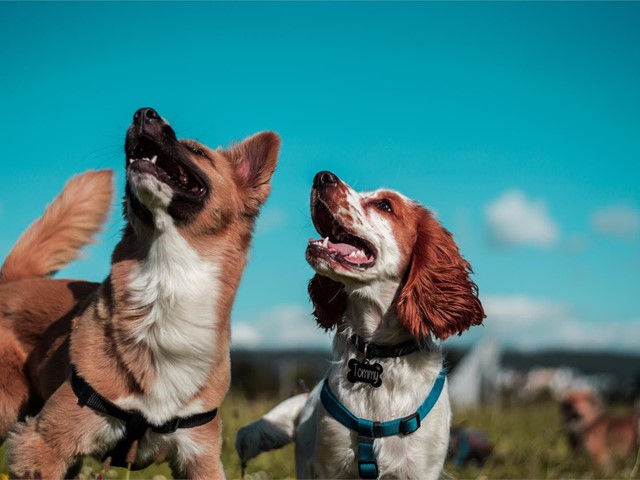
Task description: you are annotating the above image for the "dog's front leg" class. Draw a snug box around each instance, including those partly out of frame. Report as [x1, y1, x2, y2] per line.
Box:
[170, 415, 225, 480]
[8, 380, 120, 479]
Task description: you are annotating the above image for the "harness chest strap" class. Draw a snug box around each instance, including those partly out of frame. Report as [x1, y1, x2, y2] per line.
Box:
[70, 365, 218, 468]
[320, 368, 447, 479]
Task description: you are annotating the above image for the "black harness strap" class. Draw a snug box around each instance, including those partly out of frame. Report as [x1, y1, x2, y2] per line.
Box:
[71, 365, 218, 468]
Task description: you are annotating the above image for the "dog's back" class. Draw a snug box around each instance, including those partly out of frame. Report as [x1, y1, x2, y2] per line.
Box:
[583, 413, 640, 468]
[0, 170, 113, 439]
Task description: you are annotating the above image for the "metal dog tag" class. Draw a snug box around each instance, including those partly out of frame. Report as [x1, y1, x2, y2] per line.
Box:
[347, 358, 383, 388]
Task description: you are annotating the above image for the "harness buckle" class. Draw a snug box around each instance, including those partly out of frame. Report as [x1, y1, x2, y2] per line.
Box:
[165, 417, 181, 434]
[399, 412, 420, 435]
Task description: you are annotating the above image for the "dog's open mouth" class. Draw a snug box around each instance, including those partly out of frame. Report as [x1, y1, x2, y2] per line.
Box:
[307, 201, 376, 269]
[127, 141, 206, 197]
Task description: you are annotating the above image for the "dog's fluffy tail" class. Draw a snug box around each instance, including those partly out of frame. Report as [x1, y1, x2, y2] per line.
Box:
[236, 393, 309, 465]
[0, 170, 114, 283]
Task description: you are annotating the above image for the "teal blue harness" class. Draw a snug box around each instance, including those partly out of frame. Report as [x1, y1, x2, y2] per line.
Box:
[320, 368, 447, 479]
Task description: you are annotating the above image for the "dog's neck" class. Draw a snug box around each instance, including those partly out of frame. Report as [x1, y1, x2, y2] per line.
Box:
[96, 215, 252, 415]
[111, 217, 250, 325]
[328, 281, 442, 423]
[338, 278, 413, 345]
[574, 407, 603, 431]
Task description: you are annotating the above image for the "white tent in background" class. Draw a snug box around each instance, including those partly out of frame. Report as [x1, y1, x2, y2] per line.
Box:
[448, 339, 501, 409]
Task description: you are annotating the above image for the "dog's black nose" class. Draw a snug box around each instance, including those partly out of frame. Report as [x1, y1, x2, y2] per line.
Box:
[313, 171, 338, 189]
[129, 107, 175, 142]
[133, 107, 161, 125]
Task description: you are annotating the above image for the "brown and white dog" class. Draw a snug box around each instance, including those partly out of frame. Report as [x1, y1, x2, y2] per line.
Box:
[236, 171, 484, 479]
[1, 108, 279, 479]
[561, 389, 640, 471]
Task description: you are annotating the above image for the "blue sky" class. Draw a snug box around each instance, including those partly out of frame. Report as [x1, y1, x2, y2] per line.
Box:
[1, 2, 638, 352]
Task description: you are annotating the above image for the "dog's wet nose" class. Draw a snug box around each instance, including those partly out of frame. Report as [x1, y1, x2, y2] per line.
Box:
[314, 171, 338, 189]
[133, 107, 161, 125]
[129, 107, 176, 144]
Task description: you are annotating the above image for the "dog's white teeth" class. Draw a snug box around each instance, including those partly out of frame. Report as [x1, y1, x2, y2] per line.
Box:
[128, 158, 134, 164]
[151, 155, 157, 164]
[322, 237, 329, 248]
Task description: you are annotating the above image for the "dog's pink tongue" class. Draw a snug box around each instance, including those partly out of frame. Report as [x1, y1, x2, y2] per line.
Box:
[329, 241, 370, 264]
[328, 240, 357, 255]
[308, 237, 370, 264]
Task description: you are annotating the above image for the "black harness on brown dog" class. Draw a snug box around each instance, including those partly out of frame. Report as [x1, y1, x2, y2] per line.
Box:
[70, 365, 218, 468]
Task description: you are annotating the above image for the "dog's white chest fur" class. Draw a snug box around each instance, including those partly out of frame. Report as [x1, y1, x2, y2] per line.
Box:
[117, 212, 220, 424]
[299, 348, 452, 479]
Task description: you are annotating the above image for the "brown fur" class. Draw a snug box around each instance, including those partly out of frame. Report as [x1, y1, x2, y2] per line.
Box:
[394, 207, 485, 340]
[0, 171, 112, 441]
[1, 116, 279, 479]
[0, 170, 113, 283]
[561, 390, 640, 471]
[307, 273, 348, 331]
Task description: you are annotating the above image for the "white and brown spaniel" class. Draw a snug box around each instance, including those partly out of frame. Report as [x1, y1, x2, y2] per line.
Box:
[237, 171, 484, 479]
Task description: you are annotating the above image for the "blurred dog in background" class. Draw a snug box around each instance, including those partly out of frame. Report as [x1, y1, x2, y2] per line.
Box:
[560, 389, 639, 471]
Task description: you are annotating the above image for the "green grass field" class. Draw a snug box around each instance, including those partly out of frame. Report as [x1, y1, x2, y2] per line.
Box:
[1, 394, 638, 479]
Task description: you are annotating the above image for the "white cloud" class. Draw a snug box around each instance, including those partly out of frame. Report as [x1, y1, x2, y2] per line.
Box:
[232, 304, 331, 350]
[232, 324, 262, 349]
[234, 299, 640, 353]
[485, 190, 559, 248]
[448, 295, 640, 352]
[591, 204, 640, 239]
[482, 296, 568, 327]
[255, 207, 286, 235]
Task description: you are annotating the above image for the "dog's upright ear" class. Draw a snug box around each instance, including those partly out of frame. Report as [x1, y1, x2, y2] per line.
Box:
[395, 208, 485, 340]
[308, 274, 347, 330]
[228, 131, 280, 215]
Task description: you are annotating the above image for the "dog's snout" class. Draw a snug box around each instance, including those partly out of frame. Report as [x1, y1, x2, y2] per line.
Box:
[133, 107, 161, 125]
[313, 171, 338, 189]
[128, 107, 176, 146]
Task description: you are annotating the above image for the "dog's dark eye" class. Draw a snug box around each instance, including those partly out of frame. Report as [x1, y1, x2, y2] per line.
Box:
[375, 199, 392, 213]
[188, 146, 207, 158]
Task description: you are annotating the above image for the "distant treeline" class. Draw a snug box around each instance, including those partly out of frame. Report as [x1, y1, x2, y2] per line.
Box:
[230, 347, 640, 400]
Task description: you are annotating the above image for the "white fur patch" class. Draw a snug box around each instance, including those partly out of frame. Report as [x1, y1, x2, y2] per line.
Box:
[117, 208, 220, 425]
[127, 170, 174, 213]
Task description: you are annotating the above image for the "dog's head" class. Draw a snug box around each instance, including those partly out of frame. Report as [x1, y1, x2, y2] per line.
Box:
[560, 390, 602, 426]
[124, 108, 279, 237]
[306, 171, 484, 340]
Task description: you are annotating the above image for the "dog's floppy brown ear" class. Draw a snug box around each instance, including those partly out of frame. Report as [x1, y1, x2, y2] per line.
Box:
[308, 274, 347, 330]
[395, 208, 485, 340]
[227, 131, 280, 215]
